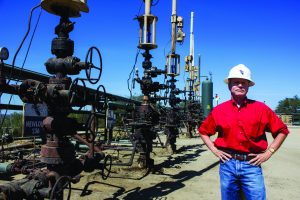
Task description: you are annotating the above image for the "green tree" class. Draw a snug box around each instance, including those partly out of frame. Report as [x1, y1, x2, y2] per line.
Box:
[0, 112, 23, 137]
[275, 95, 300, 114]
[131, 94, 144, 101]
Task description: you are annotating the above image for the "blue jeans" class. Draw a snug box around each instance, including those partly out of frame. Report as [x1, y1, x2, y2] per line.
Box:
[219, 159, 266, 200]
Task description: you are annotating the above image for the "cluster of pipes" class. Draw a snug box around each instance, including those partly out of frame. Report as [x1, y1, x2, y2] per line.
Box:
[0, 0, 214, 199]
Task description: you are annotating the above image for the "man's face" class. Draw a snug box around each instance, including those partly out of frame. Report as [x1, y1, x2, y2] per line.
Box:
[229, 78, 250, 98]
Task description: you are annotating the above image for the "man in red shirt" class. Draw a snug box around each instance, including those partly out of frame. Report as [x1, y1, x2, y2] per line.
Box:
[198, 64, 289, 200]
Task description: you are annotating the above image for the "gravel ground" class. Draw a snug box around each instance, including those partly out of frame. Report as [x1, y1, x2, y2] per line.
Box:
[68, 126, 300, 199]
[1, 126, 299, 199]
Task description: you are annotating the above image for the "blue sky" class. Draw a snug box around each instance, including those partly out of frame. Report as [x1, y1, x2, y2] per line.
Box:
[0, 0, 299, 110]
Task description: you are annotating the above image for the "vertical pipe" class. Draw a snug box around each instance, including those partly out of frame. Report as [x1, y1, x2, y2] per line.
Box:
[198, 54, 201, 98]
[198, 54, 201, 81]
[145, 0, 151, 15]
[171, 0, 177, 54]
[91, 105, 96, 156]
[190, 12, 194, 66]
[172, 0, 177, 15]
[143, 0, 151, 44]
[143, 15, 148, 44]
[178, 55, 180, 75]
[139, 26, 142, 44]
[153, 18, 156, 44]
[189, 12, 195, 94]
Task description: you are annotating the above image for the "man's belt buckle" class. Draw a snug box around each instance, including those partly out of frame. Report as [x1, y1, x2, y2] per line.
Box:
[233, 154, 248, 161]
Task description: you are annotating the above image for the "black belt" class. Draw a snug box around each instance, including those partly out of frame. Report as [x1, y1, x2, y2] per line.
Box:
[222, 149, 255, 161]
[230, 153, 255, 161]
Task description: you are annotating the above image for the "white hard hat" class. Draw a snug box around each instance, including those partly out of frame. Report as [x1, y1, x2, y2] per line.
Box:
[224, 64, 255, 86]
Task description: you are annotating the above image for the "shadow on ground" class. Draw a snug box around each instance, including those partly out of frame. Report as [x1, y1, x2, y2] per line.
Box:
[79, 143, 218, 199]
[108, 161, 219, 200]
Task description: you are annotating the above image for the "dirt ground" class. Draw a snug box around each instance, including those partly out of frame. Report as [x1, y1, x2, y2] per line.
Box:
[1, 126, 299, 199]
[67, 126, 300, 200]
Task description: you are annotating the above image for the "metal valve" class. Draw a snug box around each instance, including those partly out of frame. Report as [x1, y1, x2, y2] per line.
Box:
[0, 47, 9, 61]
[136, 0, 158, 50]
[176, 16, 185, 43]
[0, 47, 9, 85]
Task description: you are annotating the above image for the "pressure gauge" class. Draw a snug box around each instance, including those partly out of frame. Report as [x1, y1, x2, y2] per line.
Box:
[0, 47, 9, 60]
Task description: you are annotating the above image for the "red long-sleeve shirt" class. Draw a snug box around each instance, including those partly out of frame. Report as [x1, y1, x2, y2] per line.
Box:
[198, 98, 289, 153]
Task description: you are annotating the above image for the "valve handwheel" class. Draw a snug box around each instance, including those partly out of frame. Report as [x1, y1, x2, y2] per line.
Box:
[96, 84, 107, 112]
[69, 78, 87, 110]
[50, 176, 71, 200]
[85, 113, 97, 143]
[85, 46, 102, 84]
[101, 155, 112, 180]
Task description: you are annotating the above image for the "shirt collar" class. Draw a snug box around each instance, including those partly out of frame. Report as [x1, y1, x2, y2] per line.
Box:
[230, 97, 249, 107]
